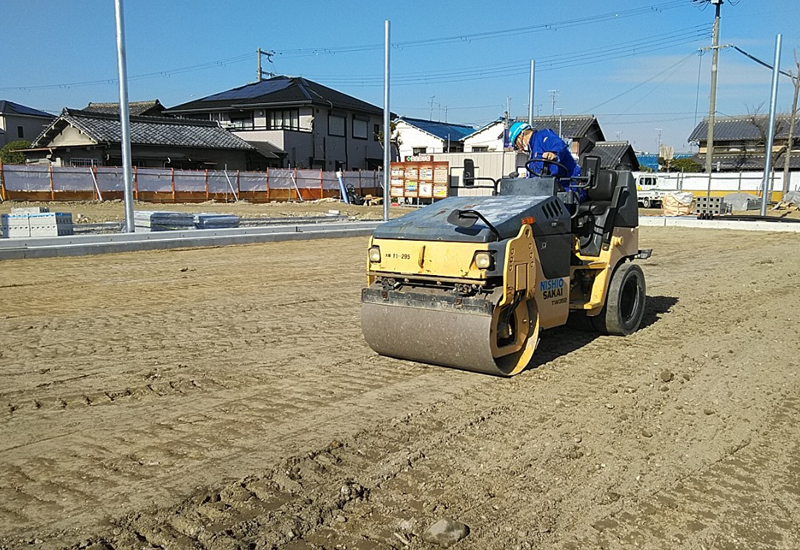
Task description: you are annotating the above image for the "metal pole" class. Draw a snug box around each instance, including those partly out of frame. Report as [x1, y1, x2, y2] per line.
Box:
[383, 20, 390, 222]
[257, 48, 262, 82]
[528, 60, 535, 125]
[114, 0, 135, 233]
[705, 1, 722, 199]
[760, 34, 782, 216]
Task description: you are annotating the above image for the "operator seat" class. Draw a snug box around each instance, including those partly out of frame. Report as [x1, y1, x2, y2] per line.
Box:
[573, 168, 638, 256]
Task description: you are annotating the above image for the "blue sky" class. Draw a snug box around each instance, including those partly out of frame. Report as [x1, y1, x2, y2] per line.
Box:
[3, 0, 799, 153]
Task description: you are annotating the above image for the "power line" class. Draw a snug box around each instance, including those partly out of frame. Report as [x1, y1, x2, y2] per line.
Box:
[0, 53, 252, 92]
[582, 51, 699, 113]
[273, 0, 687, 58]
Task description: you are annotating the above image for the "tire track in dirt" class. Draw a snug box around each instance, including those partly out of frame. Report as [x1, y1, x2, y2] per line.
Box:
[1, 229, 798, 550]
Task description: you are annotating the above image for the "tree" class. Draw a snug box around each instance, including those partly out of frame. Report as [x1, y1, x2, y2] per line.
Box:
[782, 50, 800, 195]
[670, 157, 703, 173]
[0, 140, 31, 164]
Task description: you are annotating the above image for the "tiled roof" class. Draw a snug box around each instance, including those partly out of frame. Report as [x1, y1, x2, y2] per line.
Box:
[696, 151, 800, 171]
[165, 76, 384, 116]
[465, 115, 602, 141]
[83, 100, 165, 116]
[688, 116, 795, 142]
[33, 109, 254, 150]
[584, 141, 639, 170]
[398, 117, 475, 142]
[0, 100, 54, 118]
[522, 115, 601, 140]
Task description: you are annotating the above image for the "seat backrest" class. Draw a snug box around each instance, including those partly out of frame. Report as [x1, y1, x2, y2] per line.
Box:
[588, 170, 617, 202]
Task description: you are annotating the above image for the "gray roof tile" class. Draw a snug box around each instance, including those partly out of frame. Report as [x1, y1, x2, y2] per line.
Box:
[33, 109, 254, 150]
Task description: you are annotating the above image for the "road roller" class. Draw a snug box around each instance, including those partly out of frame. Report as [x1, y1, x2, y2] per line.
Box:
[361, 156, 651, 376]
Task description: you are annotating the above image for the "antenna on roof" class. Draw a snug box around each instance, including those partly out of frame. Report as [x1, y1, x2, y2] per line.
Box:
[257, 49, 277, 81]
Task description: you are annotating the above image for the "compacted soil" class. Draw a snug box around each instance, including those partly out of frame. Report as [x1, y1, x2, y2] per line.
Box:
[0, 226, 798, 550]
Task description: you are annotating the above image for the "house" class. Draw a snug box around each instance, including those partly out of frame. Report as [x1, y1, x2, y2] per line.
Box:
[82, 99, 166, 117]
[24, 108, 263, 170]
[164, 76, 387, 170]
[463, 115, 605, 157]
[688, 115, 800, 171]
[583, 141, 639, 170]
[0, 100, 55, 147]
[393, 117, 475, 159]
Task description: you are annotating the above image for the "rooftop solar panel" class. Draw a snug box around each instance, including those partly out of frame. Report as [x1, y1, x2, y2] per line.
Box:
[202, 79, 292, 102]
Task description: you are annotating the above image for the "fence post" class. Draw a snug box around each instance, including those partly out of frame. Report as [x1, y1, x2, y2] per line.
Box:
[320, 168, 324, 200]
[92, 165, 98, 201]
[0, 161, 5, 201]
[171, 168, 176, 202]
[294, 166, 299, 201]
[49, 164, 55, 201]
[205, 169, 209, 201]
[265, 168, 270, 203]
[236, 170, 241, 200]
[134, 166, 139, 201]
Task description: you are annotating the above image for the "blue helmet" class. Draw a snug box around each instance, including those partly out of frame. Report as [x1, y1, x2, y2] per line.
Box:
[508, 122, 531, 149]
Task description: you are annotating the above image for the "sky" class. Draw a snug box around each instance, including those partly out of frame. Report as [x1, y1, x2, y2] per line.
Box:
[2, 0, 799, 153]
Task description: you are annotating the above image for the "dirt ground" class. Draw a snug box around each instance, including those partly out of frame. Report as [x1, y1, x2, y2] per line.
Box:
[0, 200, 409, 224]
[1, 224, 799, 550]
[1, 199, 799, 224]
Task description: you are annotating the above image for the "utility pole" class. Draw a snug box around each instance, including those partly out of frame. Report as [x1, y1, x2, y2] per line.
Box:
[528, 60, 535, 125]
[548, 90, 559, 115]
[705, 0, 723, 197]
[257, 49, 276, 81]
[429, 96, 436, 120]
[257, 48, 262, 82]
[760, 34, 782, 216]
[557, 108, 564, 140]
[656, 128, 663, 172]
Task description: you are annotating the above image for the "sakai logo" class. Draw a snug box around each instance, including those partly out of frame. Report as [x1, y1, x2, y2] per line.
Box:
[540, 278, 565, 300]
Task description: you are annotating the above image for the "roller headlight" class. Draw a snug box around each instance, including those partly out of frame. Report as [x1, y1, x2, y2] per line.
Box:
[368, 245, 382, 263]
[474, 251, 494, 270]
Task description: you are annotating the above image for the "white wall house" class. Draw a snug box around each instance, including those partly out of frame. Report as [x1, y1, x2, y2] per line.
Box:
[394, 117, 475, 160]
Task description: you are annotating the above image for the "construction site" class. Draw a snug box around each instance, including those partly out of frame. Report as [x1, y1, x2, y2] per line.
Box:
[1, 190, 799, 549]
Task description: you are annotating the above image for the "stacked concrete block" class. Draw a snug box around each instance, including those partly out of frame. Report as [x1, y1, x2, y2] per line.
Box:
[695, 196, 726, 217]
[1, 210, 73, 238]
[134, 211, 195, 231]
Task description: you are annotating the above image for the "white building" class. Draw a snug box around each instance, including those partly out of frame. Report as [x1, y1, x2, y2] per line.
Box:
[394, 117, 475, 160]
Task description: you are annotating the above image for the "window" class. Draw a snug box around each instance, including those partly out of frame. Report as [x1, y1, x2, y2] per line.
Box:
[17, 126, 24, 138]
[328, 114, 345, 137]
[353, 118, 368, 140]
[70, 158, 99, 167]
[229, 112, 254, 130]
[268, 109, 299, 130]
[471, 146, 489, 152]
[412, 147, 427, 155]
[373, 124, 381, 141]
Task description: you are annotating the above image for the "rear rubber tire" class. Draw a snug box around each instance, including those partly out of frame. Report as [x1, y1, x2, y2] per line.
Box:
[642, 197, 651, 209]
[592, 262, 646, 336]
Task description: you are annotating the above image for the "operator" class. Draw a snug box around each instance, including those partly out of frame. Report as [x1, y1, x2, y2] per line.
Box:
[508, 122, 586, 201]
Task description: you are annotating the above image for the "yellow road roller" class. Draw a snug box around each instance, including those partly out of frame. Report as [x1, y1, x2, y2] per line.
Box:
[361, 156, 651, 376]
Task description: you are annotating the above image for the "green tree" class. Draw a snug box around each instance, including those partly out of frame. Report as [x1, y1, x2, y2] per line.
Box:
[0, 140, 31, 164]
[670, 157, 703, 173]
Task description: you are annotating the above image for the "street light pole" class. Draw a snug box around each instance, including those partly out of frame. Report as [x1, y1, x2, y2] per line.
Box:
[114, 0, 135, 233]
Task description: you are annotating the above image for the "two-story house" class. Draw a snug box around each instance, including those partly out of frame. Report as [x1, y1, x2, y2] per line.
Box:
[688, 115, 800, 171]
[0, 100, 55, 148]
[164, 76, 388, 171]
